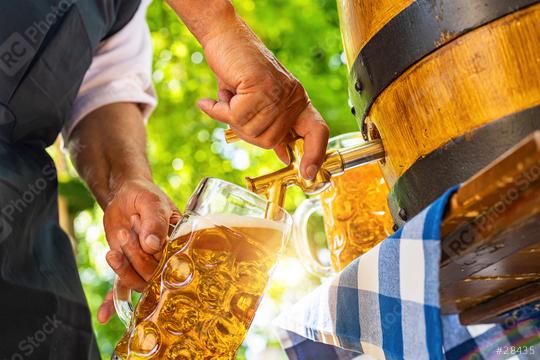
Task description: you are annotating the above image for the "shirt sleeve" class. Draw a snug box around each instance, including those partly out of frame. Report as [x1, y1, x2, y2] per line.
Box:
[62, 0, 156, 141]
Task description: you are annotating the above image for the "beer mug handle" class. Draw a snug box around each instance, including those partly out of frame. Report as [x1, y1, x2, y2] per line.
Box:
[293, 198, 333, 277]
[113, 276, 133, 328]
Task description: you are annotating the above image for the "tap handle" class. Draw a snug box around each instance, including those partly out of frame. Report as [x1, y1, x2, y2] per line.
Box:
[224, 128, 240, 144]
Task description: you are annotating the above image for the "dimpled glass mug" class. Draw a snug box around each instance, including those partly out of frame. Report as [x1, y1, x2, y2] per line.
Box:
[112, 178, 291, 360]
[293, 132, 393, 276]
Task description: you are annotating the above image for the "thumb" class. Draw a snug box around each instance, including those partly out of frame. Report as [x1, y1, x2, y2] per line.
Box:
[197, 98, 232, 124]
[132, 191, 172, 255]
[293, 105, 330, 180]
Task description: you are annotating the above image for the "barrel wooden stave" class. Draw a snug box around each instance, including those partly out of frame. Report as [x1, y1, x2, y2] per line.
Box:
[337, 0, 413, 67]
[367, 4, 540, 185]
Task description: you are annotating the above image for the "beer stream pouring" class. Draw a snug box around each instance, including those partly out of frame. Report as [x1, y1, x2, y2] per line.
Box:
[223, 129, 386, 208]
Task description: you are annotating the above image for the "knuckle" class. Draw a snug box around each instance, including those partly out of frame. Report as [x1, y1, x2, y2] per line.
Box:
[283, 78, 305, 99]
[320, 122, 330, 136]
[295, 82, 307, 98]
[114, 266, 126, 277]
[257, 137, 276, 149]
[244, 126, 262, 138]
[267, 85, 284, 103]
[251, 103, 280, 128]
[155, 206, 172, 222]
[142, 191, 161, 204]
[229, 113, 249, 127]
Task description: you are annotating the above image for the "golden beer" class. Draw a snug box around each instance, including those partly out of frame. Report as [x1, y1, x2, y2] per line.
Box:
[112, 178, 291, 360]
[294, 133, 393, 275]
[320, 163, 393, 271]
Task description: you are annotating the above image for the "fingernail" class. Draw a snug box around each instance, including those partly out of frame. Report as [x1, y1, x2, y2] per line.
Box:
[106, 251, 123, 270]
[97, 306, 106, 322]
[306, 165, 318, 180]
[145, 234, 162, 251]
[98, 306, 110, 324]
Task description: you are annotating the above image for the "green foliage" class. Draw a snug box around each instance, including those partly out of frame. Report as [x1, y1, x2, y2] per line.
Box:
[60, 1, 358, 358]
[58, 178, 94, 214]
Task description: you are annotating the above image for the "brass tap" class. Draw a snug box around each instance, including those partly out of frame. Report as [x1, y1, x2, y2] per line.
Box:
[224, 129, 385, 208]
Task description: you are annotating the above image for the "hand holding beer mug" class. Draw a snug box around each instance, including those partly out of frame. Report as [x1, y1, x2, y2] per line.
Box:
[112, 178, 291, 359]
[293, 133, 393, 276]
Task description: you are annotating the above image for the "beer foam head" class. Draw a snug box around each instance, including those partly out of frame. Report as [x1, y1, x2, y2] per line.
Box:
[171, 213, 288, 238]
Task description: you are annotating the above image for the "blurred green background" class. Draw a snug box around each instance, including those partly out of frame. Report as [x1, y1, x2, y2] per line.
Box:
[52, 0, 358, 358]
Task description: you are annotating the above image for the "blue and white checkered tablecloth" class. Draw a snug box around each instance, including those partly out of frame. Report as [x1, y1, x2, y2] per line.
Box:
[275, 187, 540, 360]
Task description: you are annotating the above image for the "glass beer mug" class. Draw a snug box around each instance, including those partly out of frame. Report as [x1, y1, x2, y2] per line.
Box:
[293, 133, 393, 276]
[112, 178, 291, 359]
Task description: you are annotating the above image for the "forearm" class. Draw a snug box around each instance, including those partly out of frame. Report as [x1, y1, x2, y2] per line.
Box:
[165, 0, 242, 46]
[67, 103, 152, 209]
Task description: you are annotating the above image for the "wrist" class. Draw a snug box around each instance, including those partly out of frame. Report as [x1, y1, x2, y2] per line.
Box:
[167, 0, 240, 47]
[200, 7, 242, 48]
[106, 167, 153, 200]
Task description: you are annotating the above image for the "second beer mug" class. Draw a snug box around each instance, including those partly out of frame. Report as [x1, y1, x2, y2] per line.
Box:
[112, 178, 291, 359]
[293, 133, 393, 276]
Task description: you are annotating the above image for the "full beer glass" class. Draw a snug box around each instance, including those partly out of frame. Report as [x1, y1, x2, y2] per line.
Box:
[293, 133, 393, 276]
[112, 178, 291, 359]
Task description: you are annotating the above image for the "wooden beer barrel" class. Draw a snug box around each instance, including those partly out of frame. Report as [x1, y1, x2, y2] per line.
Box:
[338, 0, 540, 225]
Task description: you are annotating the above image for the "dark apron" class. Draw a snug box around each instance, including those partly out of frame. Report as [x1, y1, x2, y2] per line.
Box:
[0, 0, 140, 358]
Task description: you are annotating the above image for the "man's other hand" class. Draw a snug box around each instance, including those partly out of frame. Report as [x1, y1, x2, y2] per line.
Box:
[196, 22, 330, 180]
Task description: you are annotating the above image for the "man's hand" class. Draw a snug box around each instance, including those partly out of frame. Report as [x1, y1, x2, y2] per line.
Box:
[167, 0, 330, 179]
[103, 179, 180, 291]
[68, 103, 180, 324]
[97, 179, 180, 324]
